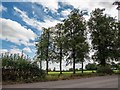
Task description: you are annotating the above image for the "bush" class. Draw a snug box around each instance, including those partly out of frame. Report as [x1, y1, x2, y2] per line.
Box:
[46, 75, 58, 81]
[85, 63, 97, 70]
[115, 66, 120, 74]
[96, 65, 113, 74]
[69, 68, 73, 71]
[1, 54, 46, 82]
[2, 68, 46, 81]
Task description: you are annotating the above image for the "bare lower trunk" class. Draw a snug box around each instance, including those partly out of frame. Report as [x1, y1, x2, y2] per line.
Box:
[81, 61, 83, 73]
[60, 44, 62, 74]
[39, 61, 42, 70]
[46, 60, 48, 75]
[60, 59, 62, 74]
[72, 48, 76, 74]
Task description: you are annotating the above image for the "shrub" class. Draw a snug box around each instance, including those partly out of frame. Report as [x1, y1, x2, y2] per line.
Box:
[85, 63, 97, 70]
[1, 54, 46, 82]
[96, 65, 113, 74]
[69, 68, 73, 71]
[115, 66, 120, 74]
[46, 75, 58, 81]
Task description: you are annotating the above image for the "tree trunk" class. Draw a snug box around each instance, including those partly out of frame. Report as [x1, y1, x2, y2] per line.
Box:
[72, 48, 76, 74]
[46, 60, 48, 74]
[46, 46, 49, 74]
[46, 45, 49, 75]
[46, 30, 50, 75]
[39, 61, 42, 70]
[81, 61, 83, 73]
[100, 59, 106, 66]
[60, 45, 62, 74]
[98, 45, 106, 66]
[60, 44, 62, 74]
[60, 59, 62, 74]
[46, 44, 49, 75]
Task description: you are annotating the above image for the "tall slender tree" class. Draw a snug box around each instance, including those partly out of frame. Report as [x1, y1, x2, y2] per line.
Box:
[52, 23, 66, 74]
[112, 21, 120, 62]
[88, 8, 117, 66]
[63, 9, 89, 74]
[43, 28, 51, 74]
[36, 27, 52, 74]
[36, 34, 45, 70]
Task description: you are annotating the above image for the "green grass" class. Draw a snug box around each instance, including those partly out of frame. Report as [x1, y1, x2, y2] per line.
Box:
[48, 70, 120, 75]
[46, 72, 98, 81]
[48, 70, 96, 75]
[113, 70, 120, 74]
[46, 70, 119, 82]
[3, 70, 119, 85]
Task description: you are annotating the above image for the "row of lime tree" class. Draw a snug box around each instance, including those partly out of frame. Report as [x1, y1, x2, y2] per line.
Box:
[35, 8, 120, 75]
[1, 8, 120, 82]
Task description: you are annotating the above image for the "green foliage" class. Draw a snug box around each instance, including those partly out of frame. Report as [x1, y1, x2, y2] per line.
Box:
[88, 8, 118, 66]
[111, 62, 119, 70]
[36, 8, 119, 76]
[85, 63, 97, 70]
[36, 9, 89, 75]
[36, 27, 54, 74]
[2, 7, 120, 84]
[96, 65, 113, 74]
[112, 22, 120, 61]
[52, 23, 66, 74]
[63, 9, 89, 74]
[1, 54, 46, 81]
[69, 68, 73, 71]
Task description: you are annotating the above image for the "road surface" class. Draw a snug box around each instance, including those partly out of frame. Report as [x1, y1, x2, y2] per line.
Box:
[3, 75, 118, 88]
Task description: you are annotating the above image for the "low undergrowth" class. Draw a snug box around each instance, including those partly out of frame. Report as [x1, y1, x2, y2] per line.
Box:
[3, 72, 118, 85]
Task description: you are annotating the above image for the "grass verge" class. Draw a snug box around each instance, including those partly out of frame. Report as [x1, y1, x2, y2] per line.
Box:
[3, 70, 119, 85]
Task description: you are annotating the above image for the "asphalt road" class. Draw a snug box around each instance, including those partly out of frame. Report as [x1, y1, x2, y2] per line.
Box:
[3, 75, 118, 88]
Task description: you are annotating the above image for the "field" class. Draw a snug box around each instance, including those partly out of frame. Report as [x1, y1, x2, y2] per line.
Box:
[48, 70, 96, 75]
[48, 70, 119, 75]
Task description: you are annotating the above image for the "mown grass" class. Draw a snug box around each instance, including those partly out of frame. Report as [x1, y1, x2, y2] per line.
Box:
[48, 70, 96, 75]
[48, 70, 119, 75]
[46, 73, 98, 81]
[46, 70, 119, 81]
[113, 70, 120, 74]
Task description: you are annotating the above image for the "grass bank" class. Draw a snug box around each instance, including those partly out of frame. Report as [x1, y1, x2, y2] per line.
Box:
[3, 70, 119, 85]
